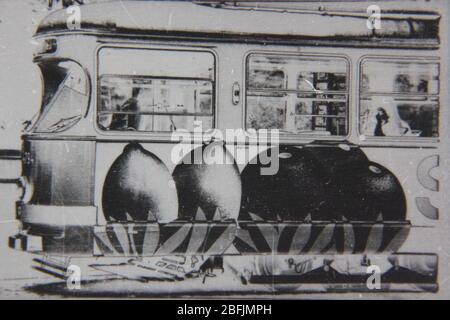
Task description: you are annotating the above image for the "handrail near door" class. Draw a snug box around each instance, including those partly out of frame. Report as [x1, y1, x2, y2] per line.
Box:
[0, 149, 22, 185]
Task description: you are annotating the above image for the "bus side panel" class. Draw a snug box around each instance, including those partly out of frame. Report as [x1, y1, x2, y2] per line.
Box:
[26, 139, 96, 206]
[362, 146, 441, 253]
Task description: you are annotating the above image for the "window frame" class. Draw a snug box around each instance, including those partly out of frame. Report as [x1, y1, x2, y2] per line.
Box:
[357, 55, 440, 143]
[95, 44, 218, 138]
[32, 58, 92, 134]
[243, 51, 351, 142]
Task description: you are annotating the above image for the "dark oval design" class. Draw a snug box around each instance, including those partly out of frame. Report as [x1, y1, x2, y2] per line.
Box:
[102, 143, 178, 223]
[240, 146, 332, 221]
[302, 143, 369, 177]
[331, 161, 407, 221]
[172, 142, 242, 221]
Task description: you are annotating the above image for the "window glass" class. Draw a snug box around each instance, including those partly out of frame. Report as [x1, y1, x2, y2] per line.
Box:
[246, 54, 348, 136]
[34, 61, 88, 133]
[360, 59, 439, 138]
[98, 48, 215, 132]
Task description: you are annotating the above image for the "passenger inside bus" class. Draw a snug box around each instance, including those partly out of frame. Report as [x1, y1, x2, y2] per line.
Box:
[99, 78, 213, 132]
[363, 99, 414, 137]
[360, 59, 439, 138]
[109, 87, 140, 131]
[97, 48, 215, 133]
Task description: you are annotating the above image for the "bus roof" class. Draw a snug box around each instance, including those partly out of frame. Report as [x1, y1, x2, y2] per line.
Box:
[36, 1, 440, 43]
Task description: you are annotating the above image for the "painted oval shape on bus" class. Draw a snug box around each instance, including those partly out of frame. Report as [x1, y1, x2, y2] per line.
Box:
[172, 142, 241, 221]
[302, 143, 369, 176]
[240, 146, 332, 222]
[331, 161, 407, 221]
[102, 143, 178, 223]
[301, 143, 370, 220]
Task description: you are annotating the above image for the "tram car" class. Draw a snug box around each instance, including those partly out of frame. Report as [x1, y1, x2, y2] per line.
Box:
[0, 0, 448, 293]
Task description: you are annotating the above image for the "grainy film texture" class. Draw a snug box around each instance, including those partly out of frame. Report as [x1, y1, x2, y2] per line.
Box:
[0, 0, 449, 299]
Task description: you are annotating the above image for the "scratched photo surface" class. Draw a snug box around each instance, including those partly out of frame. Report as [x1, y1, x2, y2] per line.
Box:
[0, 0, 449, 299]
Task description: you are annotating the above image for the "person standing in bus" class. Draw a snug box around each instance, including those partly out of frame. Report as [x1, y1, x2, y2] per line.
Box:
[364, 100, 411, 137]
[374, 107, 388, 136]
[373, 105, 411, 137]
[110, 87, 141, 131]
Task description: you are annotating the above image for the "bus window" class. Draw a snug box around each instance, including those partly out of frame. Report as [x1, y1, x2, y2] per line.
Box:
[97, 48, 215, 132]
[33, 61, 89, 133]
[360, 59, 439, 138]
[246, 54, 348, 136]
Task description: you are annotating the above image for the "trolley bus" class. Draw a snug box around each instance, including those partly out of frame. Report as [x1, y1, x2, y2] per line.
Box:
[0, 0, 448, 294]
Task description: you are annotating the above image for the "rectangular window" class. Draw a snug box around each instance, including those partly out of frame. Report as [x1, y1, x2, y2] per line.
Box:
[97, 48, 215, 132]
[360, 59, 439, 138]
[246, 54, 349, 136]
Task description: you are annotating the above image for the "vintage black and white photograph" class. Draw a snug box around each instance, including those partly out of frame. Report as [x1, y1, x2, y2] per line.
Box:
[0, 0, 448, 300]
